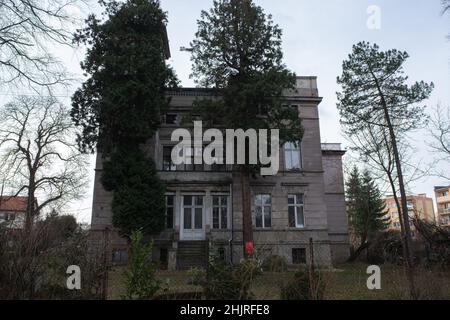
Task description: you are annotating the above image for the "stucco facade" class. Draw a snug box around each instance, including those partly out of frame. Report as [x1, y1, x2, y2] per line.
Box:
[89, 77, 350, 269]
[384, 194, 436, 234]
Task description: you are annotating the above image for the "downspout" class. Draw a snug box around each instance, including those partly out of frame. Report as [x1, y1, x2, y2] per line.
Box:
[228, 182, 234, 264]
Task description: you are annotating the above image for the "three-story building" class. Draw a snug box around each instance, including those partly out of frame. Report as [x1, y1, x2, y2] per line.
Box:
[90, 77, 349, 270]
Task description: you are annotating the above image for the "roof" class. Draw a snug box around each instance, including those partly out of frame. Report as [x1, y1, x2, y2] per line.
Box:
[321, 143, 346, 156]
[0, 196, 29, 212]
[384, 194, 433, 201]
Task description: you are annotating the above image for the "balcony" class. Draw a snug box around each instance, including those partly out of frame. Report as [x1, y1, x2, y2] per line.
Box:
[436, 195, 450, 204]
[284, 76, 320, 98]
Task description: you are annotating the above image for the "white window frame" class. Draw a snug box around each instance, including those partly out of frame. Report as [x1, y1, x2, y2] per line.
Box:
[254, 194, 272, 229]
[288, 194, 305, 228]
[284, 141, 302, 170]
[182, 194, 204, 230]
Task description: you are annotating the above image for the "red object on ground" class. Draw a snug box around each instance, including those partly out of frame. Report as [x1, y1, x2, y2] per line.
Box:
[245, 241, 254, 255]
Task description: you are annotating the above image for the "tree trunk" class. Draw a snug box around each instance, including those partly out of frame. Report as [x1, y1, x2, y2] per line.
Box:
[370, 69, 418, 300]
[240, 167, 253, 257]
[379, 99, 418, 299]
[347, 236, 369, 262]
[25, 176, 35, 235]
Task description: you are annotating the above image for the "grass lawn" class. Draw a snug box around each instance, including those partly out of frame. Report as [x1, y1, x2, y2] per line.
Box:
[108, 263, 450, 300]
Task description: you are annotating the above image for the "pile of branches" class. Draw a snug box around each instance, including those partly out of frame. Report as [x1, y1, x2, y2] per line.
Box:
[413, 218, 450, 267]
[365, 230, 404, 265]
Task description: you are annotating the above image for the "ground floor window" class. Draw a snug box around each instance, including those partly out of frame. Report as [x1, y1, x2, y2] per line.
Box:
[112, 249, 128, 264]
[255, 194, 272, 228]
[166, 195, 174, 229]
[288, 194, 305, 228]
[212, 195, 228, 229]
[292, 248, 306, 264]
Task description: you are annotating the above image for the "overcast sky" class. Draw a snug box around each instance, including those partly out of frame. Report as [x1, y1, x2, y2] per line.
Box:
[41, 0, 450, 223]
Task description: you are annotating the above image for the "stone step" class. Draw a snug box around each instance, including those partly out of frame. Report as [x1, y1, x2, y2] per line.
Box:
[177, 241, 208, 270]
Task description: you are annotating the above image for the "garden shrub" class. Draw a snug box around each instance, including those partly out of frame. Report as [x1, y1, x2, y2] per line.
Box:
[202, 258, 261, 300]
[122, 231, 160, 300]
[261, 255, 287, 272]
[280, 268, 326, 300]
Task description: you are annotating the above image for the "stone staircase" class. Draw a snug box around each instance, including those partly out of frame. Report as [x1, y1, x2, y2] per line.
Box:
[177, 241, 209, 270]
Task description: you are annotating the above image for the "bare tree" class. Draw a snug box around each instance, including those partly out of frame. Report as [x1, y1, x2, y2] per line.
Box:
[0, 96, 88, 232]
[429, 104, 450, 180]
[0, 0, 86, 89]
[443, 0, 450, 14]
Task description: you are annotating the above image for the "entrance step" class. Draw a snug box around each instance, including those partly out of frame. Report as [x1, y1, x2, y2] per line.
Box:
[177, 241, 209, 270]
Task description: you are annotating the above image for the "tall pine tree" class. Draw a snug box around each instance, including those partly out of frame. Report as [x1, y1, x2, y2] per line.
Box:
[190, 0, 303, 254]
[337, 41, 433, 298]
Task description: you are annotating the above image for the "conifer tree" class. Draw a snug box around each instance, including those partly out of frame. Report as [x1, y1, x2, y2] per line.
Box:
[346, 167, 389, 261]
[71, 0, 177, 236]
[190, 0, 303, 253]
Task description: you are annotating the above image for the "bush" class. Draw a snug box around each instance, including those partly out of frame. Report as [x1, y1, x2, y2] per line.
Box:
[280, 268, 326, 300]
[233, 258, 261, 299]
[187, 267, 206, 286]
[122, 231, 160, 300]
[261, 255, 287, 272]
[201, 258, 261, 300]
[0, 220, 105, 300]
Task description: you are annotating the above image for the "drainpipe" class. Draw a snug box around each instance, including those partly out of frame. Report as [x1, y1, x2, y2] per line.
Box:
[228, 182, 233, 264]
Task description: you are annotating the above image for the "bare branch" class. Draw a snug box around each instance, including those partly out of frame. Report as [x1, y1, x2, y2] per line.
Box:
[0, 0, 89, 89]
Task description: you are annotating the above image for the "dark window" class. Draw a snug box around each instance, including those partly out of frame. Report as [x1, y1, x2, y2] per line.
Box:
[166, 195, 174, 229]
[165, 114, 178, 125]
[184, 208, 192, 229]
[163, 146, 176, 171]
[160, 248, 168, 270]
[218, 247, 226, 261]
[292, 248, 306, 264]
[112, 249, 128, 264]
[165, 146, 205, 172]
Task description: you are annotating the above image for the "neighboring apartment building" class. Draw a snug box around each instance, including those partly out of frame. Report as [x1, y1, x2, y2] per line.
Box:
[89, 77, 350, 270]
[434, 186, 450, 226]
[0, 196, 29, 229]
[384, 194, 435, 233]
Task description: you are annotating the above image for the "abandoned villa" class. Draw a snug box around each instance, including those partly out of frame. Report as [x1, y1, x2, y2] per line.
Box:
[89, 32, 350, 270]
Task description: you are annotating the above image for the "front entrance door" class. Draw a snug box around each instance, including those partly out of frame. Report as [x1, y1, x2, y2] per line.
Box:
[180, 195, 205, 241]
